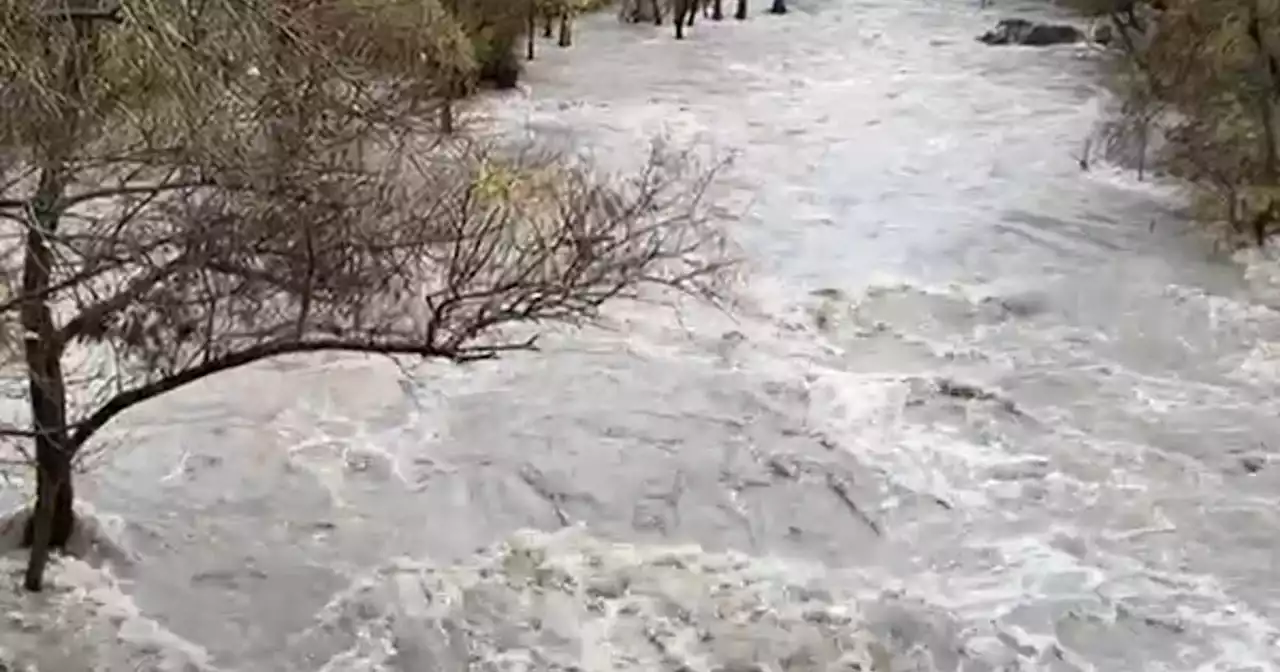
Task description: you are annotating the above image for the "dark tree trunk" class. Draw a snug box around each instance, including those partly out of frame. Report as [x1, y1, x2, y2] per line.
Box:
[19, 0, 111, 593]
[526, 0, 536, 60]
[557, 12, 572, 47]
[676, 0, 706, 36]
[768, 0, 786, 14]
[713, 0, 724, 20]
[22, 442, 75, 591]
[1247, 3, 1280, 185]
[734, 0, 747, 20]
[20, 170, 75, 592]
[440, 100, 455, 134]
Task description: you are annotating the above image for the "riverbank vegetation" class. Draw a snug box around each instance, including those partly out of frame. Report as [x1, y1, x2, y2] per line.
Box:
[0, 0, 729, 591]
[1067, 0, 1280, 246]
[454, 0, 614, 88]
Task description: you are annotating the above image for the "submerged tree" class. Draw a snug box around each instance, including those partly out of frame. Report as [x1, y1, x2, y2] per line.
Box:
[0, 0, 729, 591]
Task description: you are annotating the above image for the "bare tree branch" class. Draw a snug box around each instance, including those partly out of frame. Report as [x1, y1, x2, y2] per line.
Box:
[57, 180, 220, 212]
[0, 0, 734, 592]
[56, 254, 189, 347]
[67, 334, 537, 452]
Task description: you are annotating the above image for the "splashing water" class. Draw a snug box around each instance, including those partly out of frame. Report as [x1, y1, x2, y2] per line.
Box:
[3, 0, 1280, 669]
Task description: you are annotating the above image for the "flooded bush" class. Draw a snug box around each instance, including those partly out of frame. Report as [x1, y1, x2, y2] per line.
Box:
[1068, 0, 1280, 246]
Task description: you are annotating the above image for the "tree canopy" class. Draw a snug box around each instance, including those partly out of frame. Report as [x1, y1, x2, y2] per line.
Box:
[1074, 0, 1280, 245]
[0, 0, 731, 591]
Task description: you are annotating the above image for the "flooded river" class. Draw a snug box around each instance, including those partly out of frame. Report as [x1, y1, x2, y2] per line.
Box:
[2, 0, 1278, 670]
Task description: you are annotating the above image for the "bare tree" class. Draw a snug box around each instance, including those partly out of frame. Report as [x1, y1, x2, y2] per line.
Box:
[0, 0, 730, 591]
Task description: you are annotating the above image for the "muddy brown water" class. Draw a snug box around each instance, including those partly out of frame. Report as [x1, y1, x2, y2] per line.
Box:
[2, 1, 1279, 670]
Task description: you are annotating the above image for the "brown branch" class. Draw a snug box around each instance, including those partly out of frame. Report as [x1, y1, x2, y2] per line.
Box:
[40, 6, 124, 23]
[66, 335, 537, 452]
[57, 180, 217, 212]
[0, 232, 187, 317]
[55, 255, 189, 347]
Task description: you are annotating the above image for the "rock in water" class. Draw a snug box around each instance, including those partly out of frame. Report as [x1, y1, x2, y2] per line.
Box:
[978, 18, 1085, 46]
[1089, 20, 1115, 46]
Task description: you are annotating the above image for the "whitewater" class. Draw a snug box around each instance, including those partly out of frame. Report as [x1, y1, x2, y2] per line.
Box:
[2, 0, 1279, 670]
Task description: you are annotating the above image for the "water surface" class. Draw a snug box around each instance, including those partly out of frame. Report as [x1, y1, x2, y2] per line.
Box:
[2, 0, 1279, 670]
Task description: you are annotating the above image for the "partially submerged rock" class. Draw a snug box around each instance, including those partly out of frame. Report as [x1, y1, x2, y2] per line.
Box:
[978, 18, 1084, 47]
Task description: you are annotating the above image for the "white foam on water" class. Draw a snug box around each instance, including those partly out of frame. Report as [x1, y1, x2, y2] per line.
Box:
[897, 523, 1280, 671]
[0, 554, 218, 672]
[799, 364, 1280, 668]
[3, 4, 1277, 671]
[283, 527, 917, 671]
[802, 364, 993, 509]
[0, 505, 206, 671]
[276, 399, 418, 510]
[1082, 161, 1188, 201]
[707, 270, 1280, 669]
[1163, 282, 1279, 327]
[1231, 340, 1280, 386]
[0, 502, 139, 568]
[1235, 244, 1280, 312]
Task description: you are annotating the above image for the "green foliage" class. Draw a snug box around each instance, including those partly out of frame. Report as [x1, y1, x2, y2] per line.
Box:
[447, 0, 614, 88]
[471, 26, 523, 87]
[442, 0, 525, 86]
[0, 0, 480, 174]
[1087, 0, 1280, 244]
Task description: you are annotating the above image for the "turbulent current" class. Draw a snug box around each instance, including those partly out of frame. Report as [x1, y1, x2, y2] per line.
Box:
[3, 0, 1280, 670]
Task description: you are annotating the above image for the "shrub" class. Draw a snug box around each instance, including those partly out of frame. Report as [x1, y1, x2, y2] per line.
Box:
[1071, 0, 1280, 246]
